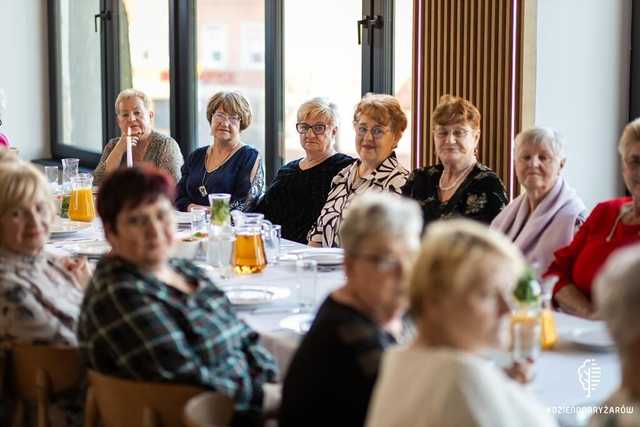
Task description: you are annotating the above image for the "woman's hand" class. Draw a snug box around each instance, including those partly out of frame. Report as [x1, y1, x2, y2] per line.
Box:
[504, 359, 534, 384]
[554, 284, 594, 318]
[63, 256, 93, 290]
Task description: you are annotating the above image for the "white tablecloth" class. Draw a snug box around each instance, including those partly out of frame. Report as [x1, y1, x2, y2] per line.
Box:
[46, 219, 621, 421]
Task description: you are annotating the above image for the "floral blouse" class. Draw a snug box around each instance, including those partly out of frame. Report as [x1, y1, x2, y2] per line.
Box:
[307, 153, 409, 247]
[402, 163, 507, 227]
[0, 248, 83, 345]
[0, 247, 84, 427]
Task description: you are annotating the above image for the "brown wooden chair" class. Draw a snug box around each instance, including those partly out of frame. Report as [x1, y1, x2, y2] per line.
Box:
[183, 392, 235, 427]
[84, 370, 215, 427]
[7, 344, 84, 427]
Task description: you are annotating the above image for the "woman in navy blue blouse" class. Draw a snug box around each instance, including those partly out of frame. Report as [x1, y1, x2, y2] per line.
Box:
[176, 91, 264, 211]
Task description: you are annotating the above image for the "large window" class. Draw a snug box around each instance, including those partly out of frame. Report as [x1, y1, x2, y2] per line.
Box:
[48, 0, 411, 177]
[50, 0, 103, 160]
[196, 0, 266, 154]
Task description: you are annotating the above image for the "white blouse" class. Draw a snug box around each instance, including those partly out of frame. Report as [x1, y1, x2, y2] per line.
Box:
[307, 153, 409, 247]
[366, 346, 558, 427]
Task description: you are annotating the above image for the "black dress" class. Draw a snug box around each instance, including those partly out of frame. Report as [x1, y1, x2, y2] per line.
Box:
[279, 296, 397, 427]
[402, 163, 507, 227]
[252, 153, 355, 243]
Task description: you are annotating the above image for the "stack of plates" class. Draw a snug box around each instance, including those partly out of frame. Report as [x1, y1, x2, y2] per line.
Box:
[288, 248, 344, 266]
[174, 210, 193, 229]
[50, 219, 92, 238]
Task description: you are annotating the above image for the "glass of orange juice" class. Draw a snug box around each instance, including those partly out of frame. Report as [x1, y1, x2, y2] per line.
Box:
[68, 173, 96, 222]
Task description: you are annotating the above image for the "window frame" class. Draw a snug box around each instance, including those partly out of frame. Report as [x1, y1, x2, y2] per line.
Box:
[47, 0, 398, 179]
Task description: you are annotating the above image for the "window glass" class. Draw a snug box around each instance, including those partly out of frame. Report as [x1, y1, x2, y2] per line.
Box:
[55, 0, 103, 152]
[120, 0, 171, 136]
[283, 0, 361, 163]
[196, 0, 266, 155]
[394, 0, 413, 168]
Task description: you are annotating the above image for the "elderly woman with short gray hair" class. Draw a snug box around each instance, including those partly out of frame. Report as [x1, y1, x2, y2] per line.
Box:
[491, 127, 585, 271]
[589, 245, 640, 426]
[280, 192, 422, 427]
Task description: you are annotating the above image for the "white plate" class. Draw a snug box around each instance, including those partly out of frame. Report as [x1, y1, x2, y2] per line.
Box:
[279, 313, 314, 334]
[568, 327, 615, 352]
[288, 248, 344, 266]
[66, 241, 110, 256]
[174, 210, 194, 226]
[49, 220, 92, 237]
[221, 285, 290, 307]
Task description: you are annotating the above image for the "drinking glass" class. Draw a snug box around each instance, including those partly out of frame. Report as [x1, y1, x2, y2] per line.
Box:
[296, 258, 318, 312]
[208, 193, 231, 226]
[512, 319, 541, 363]
[263, 224, 281, 264]
[44, 166, 59, 192]
[189, 206, 208, 233]
[207, 233, 236, 279]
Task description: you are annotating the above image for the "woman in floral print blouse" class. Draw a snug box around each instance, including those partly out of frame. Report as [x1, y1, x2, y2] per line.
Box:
[402, 95, 507, 227]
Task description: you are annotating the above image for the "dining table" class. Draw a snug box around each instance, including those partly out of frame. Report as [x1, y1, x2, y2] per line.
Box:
[47, 215, 622, 427]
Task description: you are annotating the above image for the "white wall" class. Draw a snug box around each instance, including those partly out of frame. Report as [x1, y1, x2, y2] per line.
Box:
[535, 0, 631, 210]
[0, 0, 49, 161]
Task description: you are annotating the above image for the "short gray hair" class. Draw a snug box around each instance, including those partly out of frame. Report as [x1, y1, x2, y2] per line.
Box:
[297, 97, 340, 127]
[115, 88, 153, 115]
[339, 192, 423, 254]
[618, 117, 640, 158]
[594, 244, 640, 352]
[514, 127, 566, 160]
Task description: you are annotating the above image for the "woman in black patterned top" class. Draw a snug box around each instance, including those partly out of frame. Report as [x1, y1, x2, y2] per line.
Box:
[402, 95, 507, 226]
[253, 98, 354, 243]
[308, 94, 410, 247]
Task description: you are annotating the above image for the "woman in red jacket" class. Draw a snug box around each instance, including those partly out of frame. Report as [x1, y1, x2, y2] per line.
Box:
[546, 118, 640, 318]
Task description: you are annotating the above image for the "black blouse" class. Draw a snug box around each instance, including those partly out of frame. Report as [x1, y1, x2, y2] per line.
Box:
[402, 163, 507, 227]
[279, 296, 397, 427]
[252, 153, 355, 243]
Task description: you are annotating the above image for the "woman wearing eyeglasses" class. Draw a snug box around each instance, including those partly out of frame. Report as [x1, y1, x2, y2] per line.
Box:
[175, 91, 264, 211]
[281, 192, 423, 427]
[94, 88, 184, 186]
[308, 93, 410, 247]
[252, 98, 355, 243]
[402, 95, 507, 227]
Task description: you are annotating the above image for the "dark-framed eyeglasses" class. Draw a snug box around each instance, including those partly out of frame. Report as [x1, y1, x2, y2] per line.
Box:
[296, 122, 328, 135]
[354, 125, 388, 140]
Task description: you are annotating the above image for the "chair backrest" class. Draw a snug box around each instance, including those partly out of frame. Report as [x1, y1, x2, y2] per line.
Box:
[85, 370, 211, 427]
[183, 392, 235, 427]
[8, 344, 84, 427]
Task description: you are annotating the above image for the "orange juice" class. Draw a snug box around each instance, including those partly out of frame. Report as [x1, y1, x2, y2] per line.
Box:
[234, 233, 266, 274]
[68, 187, 96, 221]
[540, 309, 557, 349]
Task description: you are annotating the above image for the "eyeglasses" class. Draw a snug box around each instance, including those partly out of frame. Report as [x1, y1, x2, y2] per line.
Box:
[434, 127, 472, 140]
[213, 112, 241, 124]
[296, 122, 327, 135]
[354, 125, 388, 140]
[351, 253, 405, 273]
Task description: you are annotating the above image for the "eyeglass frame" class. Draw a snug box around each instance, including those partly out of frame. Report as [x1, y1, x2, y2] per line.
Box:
[433, 126, 476, 140]
[295, 122, 330, 135]
[348, 252, 407, 273]
[212, 111, 241, 124]
[353, 123, 390, 140]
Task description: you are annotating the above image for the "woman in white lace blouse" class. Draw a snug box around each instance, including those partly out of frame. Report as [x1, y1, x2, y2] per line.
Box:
[307, 93, 410, 247]
[0, 153, 90, 346]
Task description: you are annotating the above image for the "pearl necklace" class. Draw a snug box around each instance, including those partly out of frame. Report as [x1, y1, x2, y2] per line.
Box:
[438, 161, 476, 191]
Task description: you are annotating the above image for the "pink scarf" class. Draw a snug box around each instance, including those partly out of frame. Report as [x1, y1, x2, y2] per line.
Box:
[491, 177, 585, 271]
